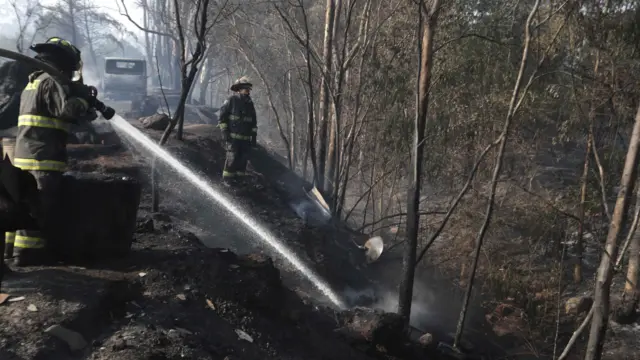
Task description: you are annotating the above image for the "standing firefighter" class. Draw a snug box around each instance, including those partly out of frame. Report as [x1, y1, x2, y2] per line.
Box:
[11, 37, 111, 266]
[218, 77, 257, 185]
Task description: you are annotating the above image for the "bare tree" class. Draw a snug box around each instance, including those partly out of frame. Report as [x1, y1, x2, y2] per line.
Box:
[453, 0, 545, 348]
[397, 0, 441, 323]
[585, 102, 640, 360]
[9, 0, 45, 53]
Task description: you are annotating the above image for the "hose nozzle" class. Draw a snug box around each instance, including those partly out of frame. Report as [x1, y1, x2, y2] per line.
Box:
[94, 100, 115, 120]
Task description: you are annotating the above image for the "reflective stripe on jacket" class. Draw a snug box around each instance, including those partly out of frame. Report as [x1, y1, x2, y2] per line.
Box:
[218, 93, 257, 141]
[14, 71, 88, 172]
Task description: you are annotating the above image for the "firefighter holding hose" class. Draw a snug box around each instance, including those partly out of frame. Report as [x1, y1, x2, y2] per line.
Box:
[7, 37, 114, 266]
[218, 76, 257, 186]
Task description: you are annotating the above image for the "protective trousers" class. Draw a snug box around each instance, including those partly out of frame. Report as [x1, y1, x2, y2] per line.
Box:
[13, 170, 63, 266]
[2, 137, 15, 259]
[223, 140, 251, 179]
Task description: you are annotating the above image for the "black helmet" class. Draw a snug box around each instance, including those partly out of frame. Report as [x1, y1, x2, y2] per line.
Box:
[30, 37, 82, 71]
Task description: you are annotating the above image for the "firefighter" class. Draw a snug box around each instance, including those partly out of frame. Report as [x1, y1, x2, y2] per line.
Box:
[218, 76, 257, 185]
[11, 37, 102, 266]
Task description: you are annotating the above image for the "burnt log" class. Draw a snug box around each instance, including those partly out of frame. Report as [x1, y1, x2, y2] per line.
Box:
[58, 172, 141, 264]
[139, 113, 170, 130]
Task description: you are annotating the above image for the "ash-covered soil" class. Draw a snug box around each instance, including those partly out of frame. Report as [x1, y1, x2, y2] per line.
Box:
[0, 121, 439, 360]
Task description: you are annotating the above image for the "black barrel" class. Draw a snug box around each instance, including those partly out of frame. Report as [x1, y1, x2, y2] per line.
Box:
[58, 171, 142, 264]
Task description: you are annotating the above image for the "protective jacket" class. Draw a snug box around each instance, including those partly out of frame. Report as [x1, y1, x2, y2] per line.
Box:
[13, 71, 89, 172]
[218, 93, 257, 141]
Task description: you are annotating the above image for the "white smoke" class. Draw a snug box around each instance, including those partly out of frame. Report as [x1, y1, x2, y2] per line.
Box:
[82, 65, 101, 87]
[341, 284, 435, 330]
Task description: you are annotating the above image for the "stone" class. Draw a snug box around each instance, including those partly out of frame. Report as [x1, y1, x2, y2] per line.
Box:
[136, 218, 155, 233]
[151, 212, 172, 223]
[57, 172, 142, 264]
[612, 293, 639, 324]
[418, 333, 434, 347]
[565, 296, 593, 315]
[234, 253, 282, 311]
[45, 324, 88, 351]
[337, 307, 406, 352]
[139, 113, 170, 130]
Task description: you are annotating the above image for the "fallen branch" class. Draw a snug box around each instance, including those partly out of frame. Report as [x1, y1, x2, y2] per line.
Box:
[414, 137, 500, 265]
[355, 210, 446, 233]
[558, 306, 595, 360]
[591, 133, 612, 223]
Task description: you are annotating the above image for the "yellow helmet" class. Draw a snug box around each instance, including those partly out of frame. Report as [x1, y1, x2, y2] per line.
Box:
[230, 76, 252, 92]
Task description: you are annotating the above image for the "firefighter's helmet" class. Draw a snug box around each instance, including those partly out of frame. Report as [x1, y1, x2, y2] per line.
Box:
[230, 76, 252, 92]
[30, 37, 82, 72]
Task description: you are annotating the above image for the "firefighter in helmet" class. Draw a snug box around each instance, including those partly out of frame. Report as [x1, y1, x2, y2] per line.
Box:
[7, 37, 112, 266]
[218, 76, 257, 185]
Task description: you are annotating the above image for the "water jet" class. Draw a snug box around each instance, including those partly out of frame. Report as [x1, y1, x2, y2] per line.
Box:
[110, 115, 346, 308]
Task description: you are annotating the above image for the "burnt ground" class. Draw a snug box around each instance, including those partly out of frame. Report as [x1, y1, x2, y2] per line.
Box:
[7, 118, 617, 360]
[0, 121, 445, 360]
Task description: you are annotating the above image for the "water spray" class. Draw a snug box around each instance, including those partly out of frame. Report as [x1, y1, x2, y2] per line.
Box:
[0, 46, 345, 308]
[110, 115, 346, 309]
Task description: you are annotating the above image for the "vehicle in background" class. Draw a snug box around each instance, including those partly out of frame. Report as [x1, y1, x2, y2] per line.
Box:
[101, 57, 147, 109]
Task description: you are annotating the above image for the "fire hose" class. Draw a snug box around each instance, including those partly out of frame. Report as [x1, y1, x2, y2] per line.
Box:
[0, 47, 115, 120]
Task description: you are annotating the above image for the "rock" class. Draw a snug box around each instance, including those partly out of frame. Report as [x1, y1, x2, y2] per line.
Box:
[45, 324, 88, 351]
[151, 212, 172, 223]
[239, 253, 273, 267]
[27, 304, 37, 312]
[136, 218, 155, 233]
[418, 333, 434, 347]
[337, 307, 406, 352]
[140, 97, 160, 117]
[486, 304, 526, 337]
[565, 296, 593, 315]
[111, 338, 127, 351]
[58, 172, 142, 264]
[235, 253, 283, 311]
[139, 113, 170, 130]
[175, 230, 201, 246]
[612, 293, 639, 324]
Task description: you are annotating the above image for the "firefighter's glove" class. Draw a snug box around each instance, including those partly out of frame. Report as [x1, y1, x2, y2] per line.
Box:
[73, 83, 98, 108]
[251, 136, 257, 147]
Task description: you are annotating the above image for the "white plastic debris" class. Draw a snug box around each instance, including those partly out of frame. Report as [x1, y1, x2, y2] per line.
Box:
[235, 329, 253, 343]
[139, 272, 147, 277]
[8, 296, 25, 302]
[27, 304, 38, 312]
[45, 324, 87, 351]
